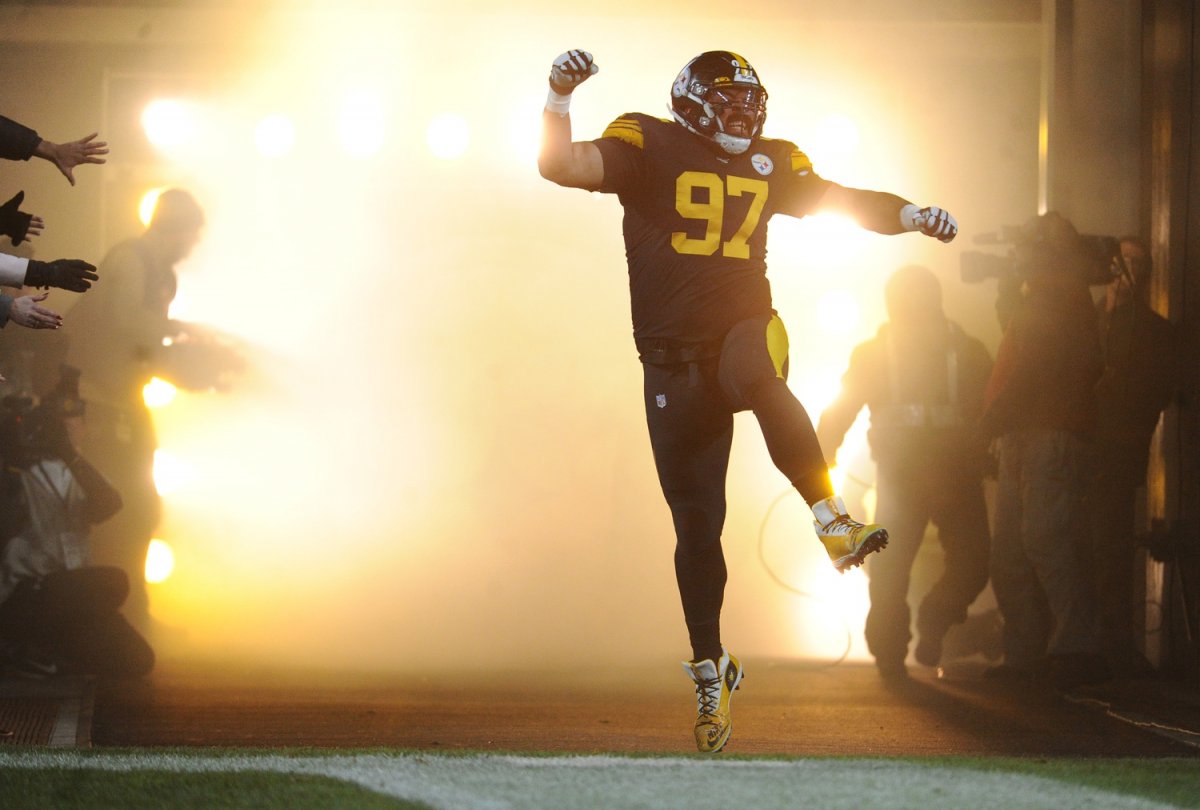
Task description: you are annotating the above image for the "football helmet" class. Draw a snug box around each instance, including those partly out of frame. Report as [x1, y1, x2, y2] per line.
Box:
[670, 51, 767, 155]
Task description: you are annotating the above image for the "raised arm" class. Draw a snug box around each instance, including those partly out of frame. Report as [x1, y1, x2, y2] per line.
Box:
[538, 50, 605, 191]
[819, 183, 958, 242]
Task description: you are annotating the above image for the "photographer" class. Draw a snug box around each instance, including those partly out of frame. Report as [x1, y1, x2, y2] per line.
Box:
[979, 211, 1107, 690]
[0, 367, 154, 679]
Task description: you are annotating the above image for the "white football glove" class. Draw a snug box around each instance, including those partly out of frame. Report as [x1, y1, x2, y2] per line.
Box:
[902, 205, 958, 243]
[549, 50, 599, 95]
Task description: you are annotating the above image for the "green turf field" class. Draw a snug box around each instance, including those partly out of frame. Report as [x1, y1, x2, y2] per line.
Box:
[1, 750, 1199, 809]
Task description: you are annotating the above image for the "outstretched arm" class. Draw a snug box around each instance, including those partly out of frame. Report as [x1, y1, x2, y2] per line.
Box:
[0, 191, 44, 245]
[816, 344, 872, 460]
[0, 252, 98, 292]
[538, 50, 605, 191]
[820, 183, 958, 242]
[5, 291, 62, 330]
[33, 131, 108, 186]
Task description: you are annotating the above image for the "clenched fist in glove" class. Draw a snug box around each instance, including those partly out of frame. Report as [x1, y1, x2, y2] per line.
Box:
[901, 204, 958, 243]
[25, 258, 99, 292]
[549, 50, 599, 95]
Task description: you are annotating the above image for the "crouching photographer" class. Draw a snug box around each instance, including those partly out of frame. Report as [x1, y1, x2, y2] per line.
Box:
[0, 365, 154, 679]
[975, 211, 1111, 689]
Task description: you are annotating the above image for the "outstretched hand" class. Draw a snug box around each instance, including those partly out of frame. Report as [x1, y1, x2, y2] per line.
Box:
[550, 50, 598, 95]
[25, 258, 99, 292]
[0, 190, 42, 244]
[9, 291, 62, 329]
[37, 132, 109, 186]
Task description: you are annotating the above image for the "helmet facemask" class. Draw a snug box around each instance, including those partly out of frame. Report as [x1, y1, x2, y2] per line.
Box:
[705, 85, 767, 155]
[670, 52, 768, 155]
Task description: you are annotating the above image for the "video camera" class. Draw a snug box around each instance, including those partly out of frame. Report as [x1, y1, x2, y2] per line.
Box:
[161, 321, 245, 393]
[961, 213, 1124, 288]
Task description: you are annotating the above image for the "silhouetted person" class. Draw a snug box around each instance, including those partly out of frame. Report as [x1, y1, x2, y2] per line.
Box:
[61, 189, 205, 633]
[980, 212, 1107, 690]
[0, 372, 154, 679]
[819, 265, 992, 679]
[1087, 236, 1177, 675]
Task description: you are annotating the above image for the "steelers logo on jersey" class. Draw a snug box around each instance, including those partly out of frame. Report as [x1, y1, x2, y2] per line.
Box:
[750, 153, 774, 176]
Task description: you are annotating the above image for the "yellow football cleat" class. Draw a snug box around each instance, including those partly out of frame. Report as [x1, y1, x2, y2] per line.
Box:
[681, 648, 744, 754]
[812, 495, 889, 572]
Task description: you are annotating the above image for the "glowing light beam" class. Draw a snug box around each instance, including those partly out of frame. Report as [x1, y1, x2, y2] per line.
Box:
[142, 99, 201, 154]
[145, 538, 176, 584]
[255, 114, 296, 158]
[427, 114, 470, 159]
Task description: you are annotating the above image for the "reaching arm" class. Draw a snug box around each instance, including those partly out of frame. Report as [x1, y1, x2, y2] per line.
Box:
[816, 343, 872, 460]
[0, 115, 41, 161]
[0, 252, 98, 292]
[33, 132, 108, 186]
[5, 291, 62, 330]
[0, 191, 43, 245]
[819, 183, 958, 242]
[537, 50, 605, 191]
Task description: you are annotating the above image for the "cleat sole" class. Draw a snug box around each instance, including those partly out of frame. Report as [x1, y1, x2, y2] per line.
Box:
[832, 528, 889, 572]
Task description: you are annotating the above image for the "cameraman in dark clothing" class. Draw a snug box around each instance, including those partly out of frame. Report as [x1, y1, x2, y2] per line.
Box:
[818, 266, 993, 679]
[0, 368, 154, 679]
[1087, 236, 1177, 674]
[981, 212, 1107, 689]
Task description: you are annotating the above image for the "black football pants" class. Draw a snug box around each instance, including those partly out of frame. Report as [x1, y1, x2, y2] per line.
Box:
[642, 314, 833, 663]
[0, 566, 155, 679]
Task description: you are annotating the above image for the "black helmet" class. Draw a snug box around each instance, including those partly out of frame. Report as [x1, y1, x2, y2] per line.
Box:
[670, 51, 767, 155]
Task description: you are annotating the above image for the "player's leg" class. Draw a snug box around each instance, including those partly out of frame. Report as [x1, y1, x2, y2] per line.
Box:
[643, 359, 742, 753]
[644, 360, 733, 664]
[718, 314, 888, 571]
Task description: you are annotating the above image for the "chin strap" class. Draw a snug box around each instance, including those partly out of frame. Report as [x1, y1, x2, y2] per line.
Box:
[713, 133, 751, 155]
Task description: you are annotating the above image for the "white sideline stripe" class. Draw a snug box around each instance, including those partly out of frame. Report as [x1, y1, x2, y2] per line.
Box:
[0, 751, 1181, 810]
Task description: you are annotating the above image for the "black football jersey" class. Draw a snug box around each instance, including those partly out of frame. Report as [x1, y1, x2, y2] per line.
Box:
[594, 113, 832, 346]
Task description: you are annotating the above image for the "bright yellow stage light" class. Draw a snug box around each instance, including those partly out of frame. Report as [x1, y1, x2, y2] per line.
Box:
[508, 98, 542, 164]
[815, 289, 861, 334]
[426, 113, 470, 159]
[152, 448, 191, 496]
[142, 99, 199, 153]
[145, 538, 176, 584]
[337, 90, 386, 158]
[255, 114, 296, 158]
[813, 114, 860, 157]
[143, 376, 177, 408]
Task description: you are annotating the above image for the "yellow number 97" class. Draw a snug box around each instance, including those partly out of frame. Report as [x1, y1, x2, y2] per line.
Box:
[671, 171, 768, 259]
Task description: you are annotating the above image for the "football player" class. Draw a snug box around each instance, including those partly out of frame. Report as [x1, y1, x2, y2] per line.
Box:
[538, 49, 958, 754]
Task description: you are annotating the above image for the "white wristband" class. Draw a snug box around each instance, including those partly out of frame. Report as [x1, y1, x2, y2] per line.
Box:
[899, 204, 921, 232]
[545, 89, 572, 116]
[0, 253, 30, 287]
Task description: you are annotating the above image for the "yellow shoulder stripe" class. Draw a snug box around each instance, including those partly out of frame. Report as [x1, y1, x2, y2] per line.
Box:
[790, 148, 814, 174]
[601, 117, 644, 149]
